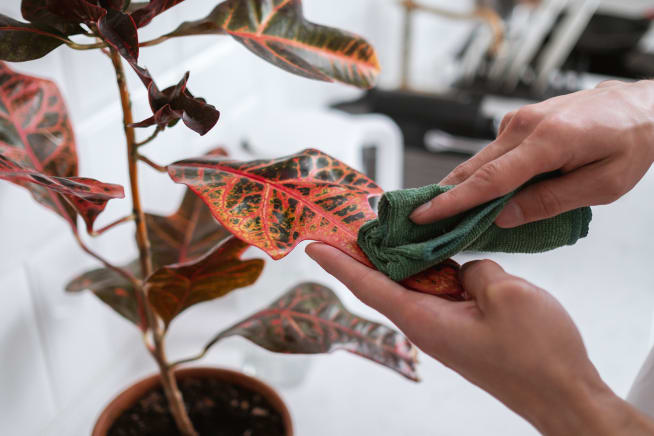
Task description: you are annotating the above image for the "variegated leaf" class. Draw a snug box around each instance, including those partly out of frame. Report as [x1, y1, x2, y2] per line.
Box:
[148, 237, 264, 326]
[168, 148, 381, 263]
[0, 63, 124, 231]
[168, 149, 465, 298]
[205, 282, 419, 381]
[165, 0, 380, 88]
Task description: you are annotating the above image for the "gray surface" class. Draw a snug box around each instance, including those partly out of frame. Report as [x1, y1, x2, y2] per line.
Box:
[404, 148, 468, 188]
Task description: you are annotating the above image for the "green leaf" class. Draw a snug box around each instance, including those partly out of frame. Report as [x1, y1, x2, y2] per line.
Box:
[0, 14, 66, 62]
[203, 282, 419, 381]
[148, 237, 264, 327]
[165, 0, 380, 88]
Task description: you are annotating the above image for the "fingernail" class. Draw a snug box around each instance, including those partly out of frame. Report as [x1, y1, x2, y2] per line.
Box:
[496, 202, 524, 228]
[411, 201, 432, 219]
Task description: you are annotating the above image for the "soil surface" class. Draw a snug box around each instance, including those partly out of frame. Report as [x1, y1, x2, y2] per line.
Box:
[108, 377, 286, 436]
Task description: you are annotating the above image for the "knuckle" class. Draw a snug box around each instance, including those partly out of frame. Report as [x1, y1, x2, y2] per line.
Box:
[596, 80, 622, 89]
[511, 106, 541, 131]
[447, 163, 473, 184]
[471, 161, 512, 196]
[498, 111, 516, 135]
[603, 174, 627, 202]
[485, 278, 534, 303]
[534, 183, 563, 218]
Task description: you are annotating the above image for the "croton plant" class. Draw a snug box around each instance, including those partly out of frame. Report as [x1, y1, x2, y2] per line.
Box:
[0, 1, 463, 434]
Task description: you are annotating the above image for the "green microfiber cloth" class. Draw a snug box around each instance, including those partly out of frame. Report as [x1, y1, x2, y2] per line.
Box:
[358, 184, 592, 281]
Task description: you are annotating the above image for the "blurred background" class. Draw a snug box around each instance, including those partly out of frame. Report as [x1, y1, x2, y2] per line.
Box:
[1, 0, 654, 435]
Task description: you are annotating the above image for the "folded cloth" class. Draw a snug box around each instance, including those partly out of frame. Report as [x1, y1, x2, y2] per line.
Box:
[358, 184, 592, 281]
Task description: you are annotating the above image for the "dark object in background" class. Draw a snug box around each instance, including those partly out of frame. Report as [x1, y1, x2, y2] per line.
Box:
[333, 89, 497, 149]
[566, 13, 654, 79]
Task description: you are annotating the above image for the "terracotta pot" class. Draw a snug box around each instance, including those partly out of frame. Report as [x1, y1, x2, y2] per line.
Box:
[92, 367, 293, 436]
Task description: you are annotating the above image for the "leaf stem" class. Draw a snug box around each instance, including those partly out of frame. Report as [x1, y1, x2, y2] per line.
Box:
[139, 35, 171, 48]
[65, 40, 107, 50]
[109, 49, 199, 436]
[136, 126, 163, 147]
[89, 214, 136, 236]
[138, 154, 168, 173]
[72, 230, 140, 288]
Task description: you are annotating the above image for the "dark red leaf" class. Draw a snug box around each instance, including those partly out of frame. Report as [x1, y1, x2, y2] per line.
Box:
[131, 70, 220, 136]
[0, 14, 66, 62]
[168, 149, 465, 298]
[21, 0, 85, 35]
[130, 0, 186, 28]
[45, 0, 106, 23]
[0, 63, 124, 231]
[148, 237, 264, 326]
[206, 282, 419, 381]
[97, 8, 139, 64]
[167, 0, 380, 88]
[66, 261, 146, 329]
[146, 188, 232, 268]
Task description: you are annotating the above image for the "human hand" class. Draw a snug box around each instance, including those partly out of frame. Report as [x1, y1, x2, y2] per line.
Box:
[411, 80, 654, 227]
[306, 243, 654, 435]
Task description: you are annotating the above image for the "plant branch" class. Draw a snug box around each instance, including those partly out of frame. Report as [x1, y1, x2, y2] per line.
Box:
[90, 214, 135, 236]
[139, 35, 172, 48]
[72, 230, 140, 288]
[65, 40, 107, 50]
[109, 49, 198, 436]
[136, 126, 163, 147]
[138, 154, 168, 173]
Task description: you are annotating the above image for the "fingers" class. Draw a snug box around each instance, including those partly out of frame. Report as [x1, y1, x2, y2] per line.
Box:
[305, 243, 454, 321]
[412, 140, 560, 224]
[460, 260, 535, 313]
[459, 260, 507, 311]
[596, 79, 624, 89]
[440, 109, 532, 186]
[494, 160, 611, 228]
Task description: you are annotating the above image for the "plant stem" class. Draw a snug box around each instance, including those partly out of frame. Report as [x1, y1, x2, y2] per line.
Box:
[139, 35, 171, 48]
[138, 154, 168, 173]
[109, 49, 199, 436]
[90, 214, 135, 236]
[136, 126, 163, 147]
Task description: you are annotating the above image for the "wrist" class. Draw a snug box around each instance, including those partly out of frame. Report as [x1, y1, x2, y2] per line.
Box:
[528, 374, 654, 436]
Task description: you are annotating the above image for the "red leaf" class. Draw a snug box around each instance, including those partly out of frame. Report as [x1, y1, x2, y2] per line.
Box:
[21, 0, 85, 36]
[0, 14, 67, 62]
[168, 149, 465, 298]
[207, 282, 419, 381]
[147, 237, 264, 326]
[130, 69, 220, 136]
[168, 148, 381, 263]
[0, 63, 124, 231]
[45, 0, 106, 23]
[146, 188, 232, 268]
[0, 155, 125, 229]
[97, 9, 139, 64]
[165, 0, 380, 89]
[66, 261, 146, 329]
[130, 0, 186, 28]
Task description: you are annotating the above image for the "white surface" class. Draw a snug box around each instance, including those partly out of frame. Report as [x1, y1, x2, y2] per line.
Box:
[1, 1, 653, 436]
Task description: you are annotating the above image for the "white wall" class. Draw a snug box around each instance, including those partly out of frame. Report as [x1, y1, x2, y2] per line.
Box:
[1, 1, 654, 436]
